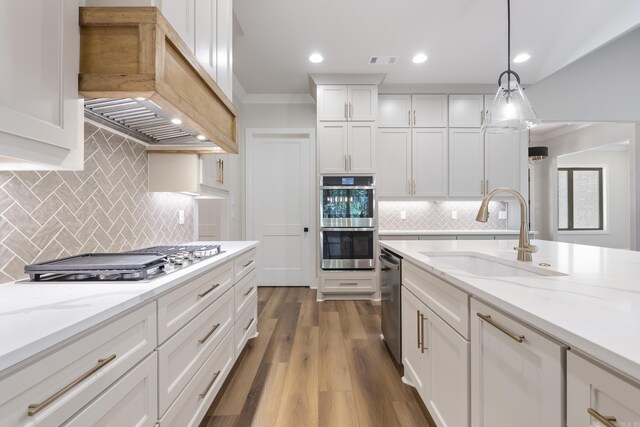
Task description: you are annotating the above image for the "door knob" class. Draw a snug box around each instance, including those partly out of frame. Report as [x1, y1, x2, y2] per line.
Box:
[304, 227, 309, 232]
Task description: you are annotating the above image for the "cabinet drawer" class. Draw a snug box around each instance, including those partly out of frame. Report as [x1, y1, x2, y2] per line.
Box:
[567, 351, 640, 427]
[234, 248, 256, 283]
[158, 261, 233, 343]
[320, 275, 376, 293]
[160, 331, 235, 427]
[63, 352, 157, 427]
[234, 294, 258, 358]
[0, 302, 156, 427]
[235, 269, 257, 317]
[403, 261, 469, 338]
[157, 288, 234, 416]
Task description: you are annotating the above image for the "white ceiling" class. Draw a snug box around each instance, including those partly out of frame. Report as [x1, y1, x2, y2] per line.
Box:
[233, 0, 640, 94]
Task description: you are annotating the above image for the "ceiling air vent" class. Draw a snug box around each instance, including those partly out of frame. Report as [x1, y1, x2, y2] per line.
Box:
[368, 56, 398, 65]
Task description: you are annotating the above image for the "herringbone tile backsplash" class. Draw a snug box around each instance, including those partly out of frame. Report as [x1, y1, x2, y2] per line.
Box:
[379, 200, 508, 230]
[0, 121, 195, 283]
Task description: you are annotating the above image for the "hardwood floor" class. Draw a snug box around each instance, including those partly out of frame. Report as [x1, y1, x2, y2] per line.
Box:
[200, 287, 435, 427]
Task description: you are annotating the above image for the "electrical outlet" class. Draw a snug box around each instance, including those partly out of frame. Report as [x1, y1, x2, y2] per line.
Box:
[451, 211, 458, 219]
[400, 211, 407, 220]
[178, 209, 185, 224]
[498, 211, 508, 220]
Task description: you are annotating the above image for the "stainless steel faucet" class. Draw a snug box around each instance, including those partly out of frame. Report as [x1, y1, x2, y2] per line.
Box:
[476, 187, 537, 262]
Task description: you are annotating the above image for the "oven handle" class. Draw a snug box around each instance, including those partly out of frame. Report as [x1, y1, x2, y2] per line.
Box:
[379, 254, 400, 270]
[320, 186, 375, 190]
[320, 228, 376, 232]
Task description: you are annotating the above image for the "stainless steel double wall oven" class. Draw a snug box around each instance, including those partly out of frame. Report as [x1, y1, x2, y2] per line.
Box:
[320, 176, 376, 270]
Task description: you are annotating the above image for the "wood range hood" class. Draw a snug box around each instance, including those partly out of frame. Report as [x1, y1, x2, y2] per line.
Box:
[79, 7, 238, 154]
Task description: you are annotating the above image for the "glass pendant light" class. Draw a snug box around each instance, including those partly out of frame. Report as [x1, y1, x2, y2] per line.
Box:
[482, 0, 540, 133]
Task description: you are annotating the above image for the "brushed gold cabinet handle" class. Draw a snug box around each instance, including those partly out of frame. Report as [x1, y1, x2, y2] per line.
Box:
[339, 282, 358, 286]
[417, 310, 421, 349]
[242, 260, 254, 269]
[244, 317, 255, 331]
[221, 159, 224, 184]
[199, 370, 221, 399]
[421, 312, 427, 353]
[587, 408, 617, 427]
[345, 102, 348, 119]
[243, 287, 254, 297]
[408, 110, 411, 126]
[413, 109, 416, 125]
[198, 323, 221, 344]
[485, 180, 489, 194]
[198, 283, 219, 298]
[477, 313, 525, 343]
[27, 354, 117, 416]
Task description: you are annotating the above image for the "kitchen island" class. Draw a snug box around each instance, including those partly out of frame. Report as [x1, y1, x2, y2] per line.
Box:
[381, 238, 640, 427]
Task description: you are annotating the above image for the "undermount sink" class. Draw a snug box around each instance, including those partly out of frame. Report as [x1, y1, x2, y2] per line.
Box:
[420, 252, 567, 278]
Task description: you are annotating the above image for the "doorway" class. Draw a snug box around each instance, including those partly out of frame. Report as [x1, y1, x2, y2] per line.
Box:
[246, 129, 316, 286]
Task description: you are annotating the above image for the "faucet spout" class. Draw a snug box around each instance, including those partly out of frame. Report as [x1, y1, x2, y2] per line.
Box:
[475, 187, 536, 262]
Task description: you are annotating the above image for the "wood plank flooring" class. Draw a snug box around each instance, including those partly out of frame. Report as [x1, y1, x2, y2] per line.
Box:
[200, 287, 435, 427]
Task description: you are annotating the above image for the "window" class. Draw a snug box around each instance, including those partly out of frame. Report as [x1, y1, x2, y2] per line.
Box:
[558, 168, 603, 230]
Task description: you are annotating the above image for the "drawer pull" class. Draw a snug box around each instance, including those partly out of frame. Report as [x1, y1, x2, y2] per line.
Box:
[244, 317, 255, 331]
[199, 370, 221, 399]
[421, 312, 427, 353]
[243, 287, 254, 297]
[27, 354, 116, 416]
[477, 313, 525, 343]
[587, 408, 617, 427]
[198, 323, 221, 344]
[339, 282, 358, 286]
[417, 310, 421, 349]
[198, 283, 219, 298]
[242, 260, 254, 269]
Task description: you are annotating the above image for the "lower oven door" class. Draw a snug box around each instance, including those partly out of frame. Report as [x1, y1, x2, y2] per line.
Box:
[321, 228, 375, 270]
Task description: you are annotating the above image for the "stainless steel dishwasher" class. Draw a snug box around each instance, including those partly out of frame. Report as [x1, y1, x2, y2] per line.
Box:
[380, 248, 402, 364]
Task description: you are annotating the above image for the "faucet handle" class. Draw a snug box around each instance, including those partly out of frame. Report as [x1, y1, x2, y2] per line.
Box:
[514, 244, 538, 253]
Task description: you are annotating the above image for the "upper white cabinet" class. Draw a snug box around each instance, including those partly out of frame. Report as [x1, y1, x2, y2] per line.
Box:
[318, 122, 375, 174]
[195, 0, 217, 78]
[160, 0, 196, 51]
[317, 85, 377, 121]
[471, 298, 565, 427]
[449, 129, 484, 197]
[0, 0, 83, 170]
[215, 0, 233, 99]
[567, 351, 640, 427]
[379, 94, 448, 127]
[377, 128, 412, 196]
[412, 129, 448, 197]
[449, 94, 484, 127]
[484, 131, 527, 194]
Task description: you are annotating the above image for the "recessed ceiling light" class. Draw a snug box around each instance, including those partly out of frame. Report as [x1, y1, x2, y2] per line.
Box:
[197, 134, 206, 141]
[171, 118, 182, 125]
[134, 97, 146, 101]
[412, 53, 428, 64]
[309, 53, 324, 63]
[513, 53, 531, 63]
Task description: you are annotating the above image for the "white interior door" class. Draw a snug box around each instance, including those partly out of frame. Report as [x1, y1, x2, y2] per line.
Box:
[247, 131, 312, 286]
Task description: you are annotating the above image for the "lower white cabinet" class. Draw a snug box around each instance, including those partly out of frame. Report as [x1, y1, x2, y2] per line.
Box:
[401, 286, 428, 399]
[567, 350, 640, 427]
[234, 294, 258, 358]
[470, 298, 565, 427]
[63, 353, 158, 427]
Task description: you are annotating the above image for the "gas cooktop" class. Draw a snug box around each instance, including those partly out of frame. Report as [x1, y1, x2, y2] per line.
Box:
[24, 244, 222, 282]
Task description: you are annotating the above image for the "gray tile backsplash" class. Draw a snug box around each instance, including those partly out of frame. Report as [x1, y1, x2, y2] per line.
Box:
[379, 200, 508, 231]
[0, 121, 195, 283]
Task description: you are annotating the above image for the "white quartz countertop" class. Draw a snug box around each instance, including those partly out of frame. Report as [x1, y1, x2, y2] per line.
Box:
[379, 229, 537, 236]
[0, 241, 258, 374]
[380, 239, 640, 382]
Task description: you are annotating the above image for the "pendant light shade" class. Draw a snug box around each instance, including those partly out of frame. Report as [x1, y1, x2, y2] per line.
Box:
[482, 0, 540, 133]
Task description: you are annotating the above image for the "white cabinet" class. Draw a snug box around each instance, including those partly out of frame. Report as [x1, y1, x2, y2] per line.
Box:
[0, 0, 83, 170]
[484, 131, 526, 193]
[471, 298, 565, 427]
[401, 286, 428, 400]
[449, 95, 484, 127]
[215, 0, 233, 99]
[378, 94, 448, 128]
[195, 0, 217, 77]
[377, 128, 447, 198]
[159, 0, 196, 51]
[317, 85, 377, 121]
[567, 351, 640, 427]
[318, 122, 375, 174]
[201, 153, 232, 191]
[449, 129, 484, 197]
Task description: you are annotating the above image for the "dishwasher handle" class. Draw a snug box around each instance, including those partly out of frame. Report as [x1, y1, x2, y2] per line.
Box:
[379, 253, 400, 270]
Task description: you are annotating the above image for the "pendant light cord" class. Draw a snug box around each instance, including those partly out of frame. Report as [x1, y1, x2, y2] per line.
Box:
[507, 0, 511, 91]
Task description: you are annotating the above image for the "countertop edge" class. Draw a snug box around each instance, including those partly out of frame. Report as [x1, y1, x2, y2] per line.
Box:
[379, 229, 539, 236]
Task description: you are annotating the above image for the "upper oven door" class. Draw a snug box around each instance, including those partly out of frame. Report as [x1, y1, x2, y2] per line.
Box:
[321, 187, 374, 227]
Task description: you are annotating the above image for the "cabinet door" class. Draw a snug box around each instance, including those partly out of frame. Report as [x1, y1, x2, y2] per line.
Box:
[194, 0, 217, 78]
[376, 129, 411, 197]
[413, 129, 448, 197]
[425, 306, 470, 427]
[317, 85, 349, 121]
[483, 94, 494, 122]
[216, 0, 233, 99]
[449, 129, 484, 197]
[449, 95, 484, 127]
[484, 131, 527, 194]
[348, 85, 377, 121]
[413, 95, 448, 127]
[567, 351, 640, 427]
[159, 0, 196, 52]
[378, 95, 411, 127]
[318, 122, 348, 173]
[0, 0, 82, 170]
[471, 299, 564, 427]
[401, 287, 428, 400]
[348, 122, 375, 173]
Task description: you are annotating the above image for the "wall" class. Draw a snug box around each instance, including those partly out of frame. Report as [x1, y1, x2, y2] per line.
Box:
[379, 201, 508, 231]
[0, 121, 195, 283]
